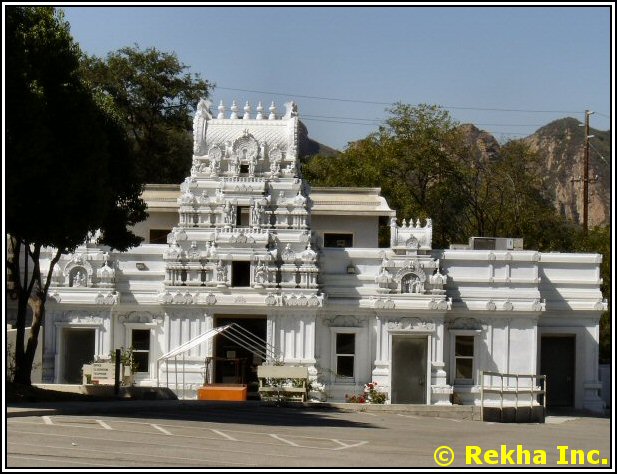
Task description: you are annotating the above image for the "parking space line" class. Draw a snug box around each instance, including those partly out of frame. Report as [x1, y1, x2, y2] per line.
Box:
[211, 429, 237, 441]
[397, 414, 420, 419]
[96, 420, 113, 430]
[8, 453, 122, 467]
[331, 439, 369, 451]
[269, 434, 300, 447]
[42, 416, 53, 425]
[151, 424, 172, 435]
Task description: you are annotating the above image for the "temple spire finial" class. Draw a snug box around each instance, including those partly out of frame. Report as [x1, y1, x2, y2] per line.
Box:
[217, 100, 225, 119]
[230, 100, 238, 119]
[256, 101, 264, 120]
[269, 101, 277, 120]
[243, 101, 252, 120]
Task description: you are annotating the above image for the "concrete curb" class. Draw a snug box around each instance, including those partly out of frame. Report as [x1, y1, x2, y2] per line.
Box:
[7, 399, 480, 419]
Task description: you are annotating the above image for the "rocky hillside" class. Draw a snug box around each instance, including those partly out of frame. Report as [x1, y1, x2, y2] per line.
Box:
[298, 120, 340, 160]
[459, 119, 611, 227]
[522, 118, 611, 227]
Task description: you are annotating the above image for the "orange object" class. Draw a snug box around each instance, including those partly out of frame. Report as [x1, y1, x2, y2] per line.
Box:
[198, 384, 247, 401]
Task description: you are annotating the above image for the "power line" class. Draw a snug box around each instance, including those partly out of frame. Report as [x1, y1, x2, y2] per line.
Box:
[215, 86, 584, 114]
[588, 141, 610, 167]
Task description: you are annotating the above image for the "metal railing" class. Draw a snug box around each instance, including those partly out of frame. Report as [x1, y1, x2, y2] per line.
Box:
[480, 371, 546, 421]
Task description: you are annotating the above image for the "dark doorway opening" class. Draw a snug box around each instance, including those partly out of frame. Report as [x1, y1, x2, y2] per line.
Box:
[63, 328, 95, 384]
[214, 316, 267, 399]
[391, 336, 428, 404]
[541, 336, 575, 408]
[232, 261, 251, 287]
[236, 206, 250, 227]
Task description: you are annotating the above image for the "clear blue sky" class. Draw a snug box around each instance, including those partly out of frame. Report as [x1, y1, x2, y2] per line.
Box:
[63, 5, 612, 150]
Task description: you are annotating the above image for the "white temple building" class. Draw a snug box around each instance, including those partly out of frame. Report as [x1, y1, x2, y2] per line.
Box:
[15, 99, 607, 411]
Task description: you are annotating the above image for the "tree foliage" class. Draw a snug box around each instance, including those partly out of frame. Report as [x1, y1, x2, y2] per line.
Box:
[6, 6, 147, 384]
[304, 102, 611, 360]
[303, 103, 584, 251]
[80, 45, 212, 184]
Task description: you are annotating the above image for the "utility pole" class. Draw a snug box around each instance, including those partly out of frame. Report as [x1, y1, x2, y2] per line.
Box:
[572, 110, 595, 234]
[583, 110, 595, 234]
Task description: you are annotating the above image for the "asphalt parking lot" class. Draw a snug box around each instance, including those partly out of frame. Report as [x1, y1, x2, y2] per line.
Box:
[5, 404, 612, 469]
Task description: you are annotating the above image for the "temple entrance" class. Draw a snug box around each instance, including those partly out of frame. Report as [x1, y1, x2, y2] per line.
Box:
[214, 315, 267, 399]
[63, 328, 95, 384]
[541, 336, 575, 407]
[391, 336, 428, 404]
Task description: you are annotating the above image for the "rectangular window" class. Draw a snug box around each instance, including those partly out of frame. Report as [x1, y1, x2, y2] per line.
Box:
[236, 206, 250, 227]
[149, 229, 171, 244]
[336, 333, 355, 379]
[324, 233, 353, 248]
[231, 261, 251, 287]
[131, 329, 150, 373]
[455, 335, 474, 382]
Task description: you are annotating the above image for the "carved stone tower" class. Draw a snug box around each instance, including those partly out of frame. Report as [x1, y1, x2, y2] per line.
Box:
[160, 99, 322, 308]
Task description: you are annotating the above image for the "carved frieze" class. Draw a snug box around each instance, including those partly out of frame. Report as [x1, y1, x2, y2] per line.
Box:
[118, 311, 163, 324]
[387, 317, 435, 331]
[95, 292, 118, 305]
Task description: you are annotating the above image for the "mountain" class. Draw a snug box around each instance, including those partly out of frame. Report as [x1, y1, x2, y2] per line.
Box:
[298, 120, 340, 160]
[458, 119, 611, 227]
[458, 123, 501, 162]
[521, 118, 611, 227]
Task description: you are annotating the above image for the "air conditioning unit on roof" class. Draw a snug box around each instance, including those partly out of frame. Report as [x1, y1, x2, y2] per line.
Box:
[469, 237, 523, 251]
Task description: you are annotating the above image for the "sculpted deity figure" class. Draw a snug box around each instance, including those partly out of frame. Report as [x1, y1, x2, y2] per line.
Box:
[223, 202, 233, 225]
[73, 271, 86, 287]
[251, 201, 261, 227]
[216, 260, 227, 282]
[254, 260, 267, 285]
[193, 99, 211, 155]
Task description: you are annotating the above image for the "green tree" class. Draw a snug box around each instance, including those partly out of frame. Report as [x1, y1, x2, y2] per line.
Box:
[303, 103, 469, 247]
[457, 140, 580, 252]
[6, 7, 147, 385]
[574, 226, 611, 362]
[80, 45, 212, 184]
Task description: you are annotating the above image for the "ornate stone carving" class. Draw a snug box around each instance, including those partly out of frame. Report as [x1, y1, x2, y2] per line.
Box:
[503, 300, 514, 311]
[95, 292, 118, 305]
[204, 293, 217, 305]
[308, 295, 320, 307]
[234, 296, 247, 304]
[118, 312, 163, 324]
[373, 298, 395, 309]
[387, 317, 435, 331]
[265, 293, 278, 306]
[531, 299, 544, 312]
[193, 99, 211, 155]
[55, 312, 105, 324]
[233, 132, 259, 161]
[281, 244, 296, 264]
[486, 300, 497, 311]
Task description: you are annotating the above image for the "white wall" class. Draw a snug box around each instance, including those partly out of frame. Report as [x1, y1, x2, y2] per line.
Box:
[311, 215, 379, 248]
[7, 326, 43, 383]
[132, 211, 179, 242]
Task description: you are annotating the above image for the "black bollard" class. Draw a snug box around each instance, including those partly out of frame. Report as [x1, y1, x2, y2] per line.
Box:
[114, 348, 121, 396]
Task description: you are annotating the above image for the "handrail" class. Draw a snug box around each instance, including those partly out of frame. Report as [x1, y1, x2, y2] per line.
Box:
[480, 370, 546, 422]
